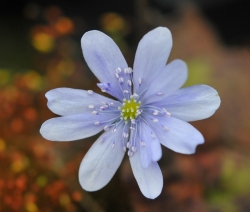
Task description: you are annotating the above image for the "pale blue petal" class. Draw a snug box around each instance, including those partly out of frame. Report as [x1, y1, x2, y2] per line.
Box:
[130, 149, 163, 199]
[150, 138, 162, 161]
[155, 85, 221, 122]
[81, 30, 128, 100]
[46, 88, 121, 116]
[144, 115, 204, 154]
[139, 121, 162, 168]
[40, 113, 119, 141]
[141, 60, 188, 104]
[133, 27, 172, 94]
[79, 125, 125, 191]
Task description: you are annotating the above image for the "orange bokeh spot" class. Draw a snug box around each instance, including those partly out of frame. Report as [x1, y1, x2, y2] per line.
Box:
[55, 17, 74, 35]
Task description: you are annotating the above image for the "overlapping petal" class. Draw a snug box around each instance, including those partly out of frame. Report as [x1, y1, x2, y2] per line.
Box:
[133, 27, 172, 94]
[139, 121, 162, 168]
[81, 30, 128, 100]
[40, 113, 119, 141]
[141, 59, 188, 104]
[130, 147, 163, 199]
[144, 115, 204, 154]
[155, 85, 221, 122]
[79, 125, 126, 191]
[46, 88, 121, 116]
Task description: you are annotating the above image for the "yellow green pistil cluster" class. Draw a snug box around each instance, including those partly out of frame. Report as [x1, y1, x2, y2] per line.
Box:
[119, 98, 141, 121]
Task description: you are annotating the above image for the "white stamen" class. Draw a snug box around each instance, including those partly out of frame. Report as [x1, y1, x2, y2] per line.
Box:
[157, 92, 163, 96]
[127, 80, 132, 87]
[92, 111, 98, 115]
[101, 89, 106, 92]
[151, 133, 156, 138]
[133, 93, 139, 99]
[113, 128, 117, 133]
[131, 146, 137, 152]
[127, 67, 133, 74]
[111, 142, 115, 148]
[123, 132, 129, 138]
[123, 146, 126, 152]
[127, 142, 131, 148]
[138, 78, 142, 85]
[153, 110, 158, 115]
[109, 102, 114, 106]
[152, 118, 158, 122]
[104, 125, 109, 131]
[115, 73, 119, 78]
[88, 105, 94, 109]
[87, 90, 93, 94]
[123, 90, 129, 94]
[163, 126, 169, 131]
[94, 121, 100, 125]
[128, 150, 133, 157]
[119, 77, 124, 84]
[162, 108, 171, 116]
[124, 68, 128, 74]
[116, 67, 122, 73]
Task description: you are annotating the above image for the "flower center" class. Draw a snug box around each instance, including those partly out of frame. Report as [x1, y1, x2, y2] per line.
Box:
[119, 98, 141, 121]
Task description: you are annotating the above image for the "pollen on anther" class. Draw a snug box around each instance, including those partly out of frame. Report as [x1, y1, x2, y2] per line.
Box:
[94, 121, 100, 125]
[88, 105, 94, 109]
[87, 90, 93, 94]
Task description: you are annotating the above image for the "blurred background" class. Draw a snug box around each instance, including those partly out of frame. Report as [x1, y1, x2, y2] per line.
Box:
[1, 0, 250, 211]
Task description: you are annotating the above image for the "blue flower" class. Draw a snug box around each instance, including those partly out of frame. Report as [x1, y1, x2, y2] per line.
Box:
[40, 27, 220, 199]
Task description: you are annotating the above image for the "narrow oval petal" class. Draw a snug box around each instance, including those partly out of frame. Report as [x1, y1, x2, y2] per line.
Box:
[40, 113, 119, 141]
[81, 30, 128, 100]
[138, 121, 162, 168]
[155, 85, 221, 122]
[133, 27, 172, 94]
[46, 88, 121, 116]
[129, 148, 163, 199]
[79, 125, 126, 191]
[141, 59, 188, 104]
[144, 115, 204, 154]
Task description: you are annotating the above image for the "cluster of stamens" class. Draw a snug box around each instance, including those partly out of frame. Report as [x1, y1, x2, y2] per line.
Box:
[88, 66, 173, 157]
[119, 98, 141, 122]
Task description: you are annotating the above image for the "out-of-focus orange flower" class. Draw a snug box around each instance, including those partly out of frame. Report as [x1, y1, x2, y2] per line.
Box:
[55, 17, 74, 35]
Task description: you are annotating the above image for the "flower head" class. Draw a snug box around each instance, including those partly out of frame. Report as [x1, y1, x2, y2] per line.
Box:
[40, 27, 221, 199]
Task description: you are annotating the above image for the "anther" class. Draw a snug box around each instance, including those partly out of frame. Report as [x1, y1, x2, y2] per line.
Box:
[127, 67, 133, 74]
[104, 125, 109, 131]
[128, 150, 134, 157]
[157, 92, 163, 96]
[163, 126, 169, 131]
[152, 118, 158, 122]
[88, 105, 94, 109]
[87, 90, 93, 94]
[127, 80, 132, 87]
[94, 121, 100, 125]
[123, 146, 126, 152]
[113, 128, 117, 133]
[127, 142, 131, 148]
[119, 77, 124, 84]
[140, 141, 146, 146]
[131, 146, 137, 152]
[111, 142, 115, 148]
[153, 110, 158, 115]
[92, 111, 98, 115]
[123, 90, 129, 94]
[116, 67, 122, 73]
[115, 73, 119, 78]
[138, 78, 142, 85]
